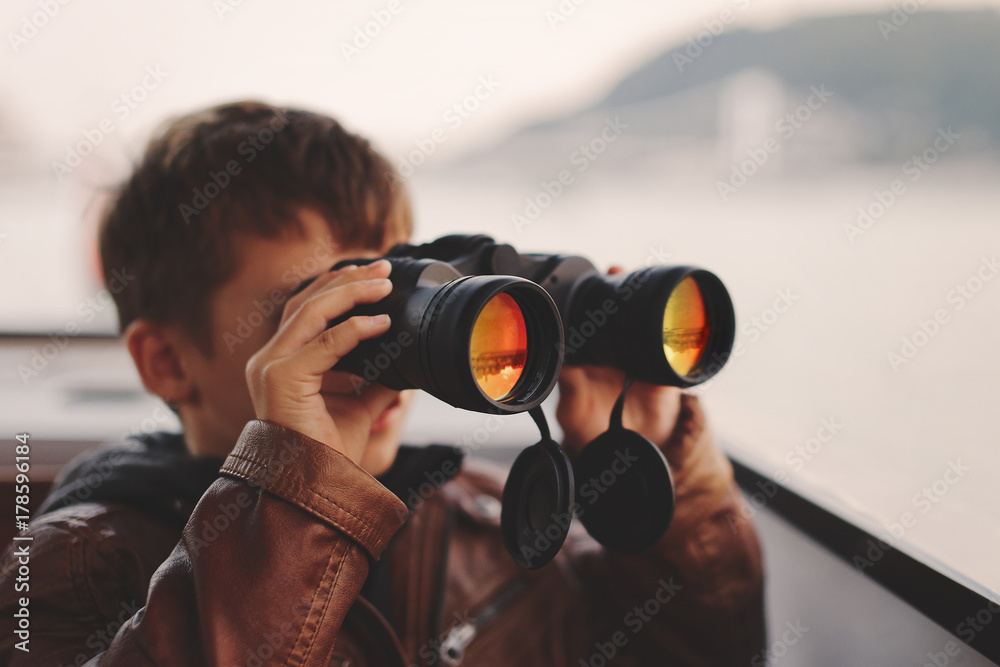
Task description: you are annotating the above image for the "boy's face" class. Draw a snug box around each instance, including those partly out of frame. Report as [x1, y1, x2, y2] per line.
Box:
[175, 208, 413, 475]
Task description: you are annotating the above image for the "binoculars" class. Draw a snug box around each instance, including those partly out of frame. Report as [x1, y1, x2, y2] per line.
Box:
[303, 235, 736, 568]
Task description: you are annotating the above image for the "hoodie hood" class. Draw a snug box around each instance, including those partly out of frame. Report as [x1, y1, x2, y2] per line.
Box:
[37, 431, 224, 528]
[37, 430, 465, 528]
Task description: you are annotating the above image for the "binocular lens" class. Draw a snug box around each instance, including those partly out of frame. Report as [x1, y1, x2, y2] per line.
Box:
[662, 276, 710, 377]
[470, 293, 529, 400]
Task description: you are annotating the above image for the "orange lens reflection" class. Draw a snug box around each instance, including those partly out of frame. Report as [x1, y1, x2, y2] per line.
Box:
[662, 277, 710, 377]
[470, 293, 528, 400]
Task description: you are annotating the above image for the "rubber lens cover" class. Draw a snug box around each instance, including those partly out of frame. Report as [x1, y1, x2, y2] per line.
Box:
[501, 438, 574, 569]
[573, 427, 675, 553]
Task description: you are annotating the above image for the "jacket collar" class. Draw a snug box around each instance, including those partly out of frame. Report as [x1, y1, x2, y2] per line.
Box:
[37, 431, 465, 526]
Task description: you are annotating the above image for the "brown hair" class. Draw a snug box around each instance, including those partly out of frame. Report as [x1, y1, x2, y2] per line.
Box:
[98, 100, 411, 356]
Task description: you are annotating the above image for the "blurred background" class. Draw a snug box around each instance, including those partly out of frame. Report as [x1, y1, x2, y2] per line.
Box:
[2, 0, 999, 662]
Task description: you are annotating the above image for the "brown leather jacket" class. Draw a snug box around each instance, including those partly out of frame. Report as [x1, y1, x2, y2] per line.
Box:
[0, 395, 764, 666]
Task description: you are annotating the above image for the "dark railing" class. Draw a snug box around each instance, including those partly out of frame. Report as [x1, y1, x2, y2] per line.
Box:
[729, 456, 1000, 663]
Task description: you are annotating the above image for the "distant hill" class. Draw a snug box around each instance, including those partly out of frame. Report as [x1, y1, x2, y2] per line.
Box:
[459, 9, 1000, 175]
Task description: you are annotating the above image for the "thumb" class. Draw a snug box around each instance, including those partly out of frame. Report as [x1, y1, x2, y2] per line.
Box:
[329, 380, 400, 427]
[323, 383, 401, 458]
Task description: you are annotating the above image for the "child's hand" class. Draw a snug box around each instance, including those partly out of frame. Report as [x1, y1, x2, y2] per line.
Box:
[555, 265, 681, 461]
[245, 260, 400, 466]
[555, 366, 682, 463]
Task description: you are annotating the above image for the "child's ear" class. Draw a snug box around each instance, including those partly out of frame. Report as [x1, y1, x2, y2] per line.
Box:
[124, 319, 197, 408]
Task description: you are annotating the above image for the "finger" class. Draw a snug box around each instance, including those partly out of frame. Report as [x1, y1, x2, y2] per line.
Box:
[556, 366, 590, 395]
[623, 383, 678, 428]
[270, 277, 393, 357]
[284, 264, 357, 315]
[321, 385, 401, 452]
[280, 314, 393, 381]
[558, 364, 624, 391]
[608, 265, 625, 275]
[281, 260, 391, 329]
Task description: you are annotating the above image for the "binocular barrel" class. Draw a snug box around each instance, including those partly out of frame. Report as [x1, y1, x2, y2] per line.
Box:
[302, 235, 735, 413]
[550, 264, 736, 387]
[327, 257, 564, 414]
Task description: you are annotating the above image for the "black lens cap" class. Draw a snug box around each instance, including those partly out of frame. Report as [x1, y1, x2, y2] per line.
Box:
[573, 428, 675, 553]
[501, 438, 574, 570]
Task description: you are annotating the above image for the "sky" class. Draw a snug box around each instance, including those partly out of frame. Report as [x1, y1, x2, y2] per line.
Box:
[2, 0, 998, 165]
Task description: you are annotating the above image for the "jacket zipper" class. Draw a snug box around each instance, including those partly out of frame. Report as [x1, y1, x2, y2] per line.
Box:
[439, 578, 530, 666]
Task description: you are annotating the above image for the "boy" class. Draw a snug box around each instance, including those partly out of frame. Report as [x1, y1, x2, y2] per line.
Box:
[1, 101, 764, 665]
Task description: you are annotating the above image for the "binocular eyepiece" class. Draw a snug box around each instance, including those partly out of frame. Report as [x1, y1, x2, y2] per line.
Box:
[295, 235, 736, 569]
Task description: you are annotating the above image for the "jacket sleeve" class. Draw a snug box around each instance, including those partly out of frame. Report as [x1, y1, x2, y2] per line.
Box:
[0, 420, 408, 667]
[563, 394, 767, 666]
